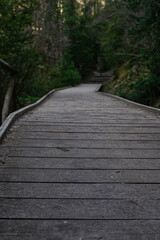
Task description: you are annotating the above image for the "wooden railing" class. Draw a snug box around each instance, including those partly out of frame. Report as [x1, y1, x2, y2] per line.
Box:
[0, 59, 18, 74]
[0, 58, 18, 124]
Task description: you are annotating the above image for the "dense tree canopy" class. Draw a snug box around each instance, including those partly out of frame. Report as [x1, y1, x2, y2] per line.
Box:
[0, 0, 160, 123]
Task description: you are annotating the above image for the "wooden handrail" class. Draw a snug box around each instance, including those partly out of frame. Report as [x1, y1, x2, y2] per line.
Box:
[0, 58, 18, 74]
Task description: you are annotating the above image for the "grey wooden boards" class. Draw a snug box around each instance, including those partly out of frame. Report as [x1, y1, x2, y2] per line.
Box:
[0, 84, 160, 239]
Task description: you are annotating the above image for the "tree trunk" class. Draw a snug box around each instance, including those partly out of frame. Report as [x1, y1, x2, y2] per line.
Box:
[2, 77, 15, 123]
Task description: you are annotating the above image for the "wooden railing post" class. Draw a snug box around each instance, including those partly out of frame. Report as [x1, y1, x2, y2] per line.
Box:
[0, 58, 18, 124]
[2, 77, 15, 123]
[0, 69, 2, 125]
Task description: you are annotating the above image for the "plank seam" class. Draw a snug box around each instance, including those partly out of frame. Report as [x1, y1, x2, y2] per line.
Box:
[0, 181, 160, 184]
[0, 218, 160, 221]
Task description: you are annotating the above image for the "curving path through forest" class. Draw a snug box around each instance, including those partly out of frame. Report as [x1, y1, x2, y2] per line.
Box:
[0, 84, 160, 239]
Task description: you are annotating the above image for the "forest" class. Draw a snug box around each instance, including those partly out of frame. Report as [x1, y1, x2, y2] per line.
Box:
[0, 0, 160, 124]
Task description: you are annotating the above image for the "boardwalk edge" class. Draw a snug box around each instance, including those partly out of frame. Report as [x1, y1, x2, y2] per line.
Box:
[0, 86, 71, 142]
[98, 87, 160, 115]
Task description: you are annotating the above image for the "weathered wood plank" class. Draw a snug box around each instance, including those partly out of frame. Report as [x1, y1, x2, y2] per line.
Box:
[10, 132, 160, 140]
[3, 139, 160, 149]
[1, 169, 160, 183]
[1, 147, 159, 158]
[0, 183, 160, 199]
[19, 119, 160, 124]
[19, 115, 158, 122]
[0, 220, 160, 240]
[1, 84, 160, 239]
[19, 110, 148, 115]
[1, 199, 160, 219]
[17, 113, 158, 119]
[1, 157, 160, 169]
[14, 125, 160, 133]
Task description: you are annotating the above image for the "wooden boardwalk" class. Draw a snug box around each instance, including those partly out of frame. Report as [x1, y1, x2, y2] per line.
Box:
[0, 84, 160, 239]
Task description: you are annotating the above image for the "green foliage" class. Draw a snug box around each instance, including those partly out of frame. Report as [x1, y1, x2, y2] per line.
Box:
[53, 54, 82, 86]
[0, 0, 40, 109]
[71, 19, 96, 75]
[63, 1, 97, 75]
[99, 16, 126, 71]
[18, 96, 40, 106]
[103, 61, 160, 107]
[0, 0, 84, 115]
[126, 0, 160, 106]
[1, 0, 160, 112]
[101, 0, 160, 107]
